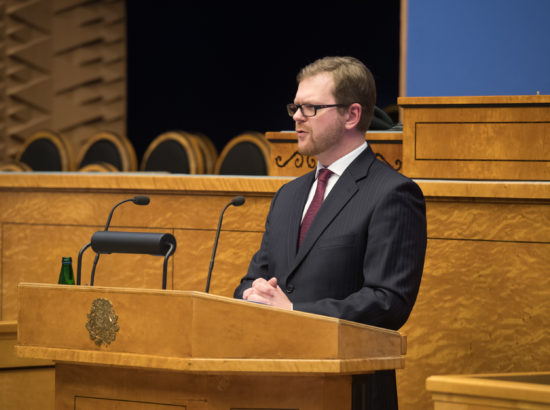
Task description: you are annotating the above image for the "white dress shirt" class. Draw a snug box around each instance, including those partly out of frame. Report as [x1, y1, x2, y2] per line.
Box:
[301, 142, 368, 221]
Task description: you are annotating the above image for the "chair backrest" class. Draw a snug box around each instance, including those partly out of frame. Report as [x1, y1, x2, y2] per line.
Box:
[77, 131, 137, 171]
[0, 160, 32, 172]
[190, 132, 218, 174]
[370, 106, 395, 130]
[140, 131, 205, 174]
[78, 162, 119, 172]
[215, 132, 270, 175]
[17, 130, 74, 171]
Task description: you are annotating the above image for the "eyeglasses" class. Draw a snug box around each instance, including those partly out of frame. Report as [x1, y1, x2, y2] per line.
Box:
[286, 103, 348, 118]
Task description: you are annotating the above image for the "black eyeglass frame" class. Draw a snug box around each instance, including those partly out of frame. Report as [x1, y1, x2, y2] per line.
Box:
[286, 103, 348, 117]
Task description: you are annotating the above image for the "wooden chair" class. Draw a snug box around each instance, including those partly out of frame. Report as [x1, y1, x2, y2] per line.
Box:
[78, 162, 119, 172]
[140, 131, 204, 174]
[0, 159, 32, 172]
[16, 130, 75, 171]
[215, 131, 270, 175]
[370, 106, 395, 130]
[76, 131, 137, 171]
[190, 132, 218, 174]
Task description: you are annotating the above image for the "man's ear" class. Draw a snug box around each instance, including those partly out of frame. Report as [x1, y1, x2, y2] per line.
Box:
[344, 103, 362, 130]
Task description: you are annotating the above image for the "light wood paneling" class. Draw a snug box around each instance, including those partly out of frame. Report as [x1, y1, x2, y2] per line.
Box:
[17, 284, 405, 371]
[0, 0, 126, 160]
[267, 131, 317, 176]
[399, 95, 550, 180]
[173, 229, 265, 296]
[0, 173, 285, 321]
[427, 372, 550, 409]
[0, 320, 54, 410]
[399, 0, 408, 102]
[2, 174, 550, 409]
[266, 130, 403, 176]
[17, 284, 403, 409]
[56, 363, 350, 410]
[368, 134, 403, 172]
[2, 224, 172, 319]
[1, 320, 51, 368]
[397, 191, 550, 410]
[0, 367, 54, 410]
[415, 122, 550, 161]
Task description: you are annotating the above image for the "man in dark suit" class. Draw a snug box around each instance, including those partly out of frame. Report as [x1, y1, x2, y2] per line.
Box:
[234, 56, 427, 409]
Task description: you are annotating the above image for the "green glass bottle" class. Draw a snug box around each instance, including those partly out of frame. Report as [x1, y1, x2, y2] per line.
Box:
[58, 256, 75, 285]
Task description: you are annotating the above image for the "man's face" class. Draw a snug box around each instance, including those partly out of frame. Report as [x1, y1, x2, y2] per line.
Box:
[293, 72, 346, 160]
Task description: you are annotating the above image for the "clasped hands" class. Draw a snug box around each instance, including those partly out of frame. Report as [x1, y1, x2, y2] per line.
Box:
[242, 277, 293, 310]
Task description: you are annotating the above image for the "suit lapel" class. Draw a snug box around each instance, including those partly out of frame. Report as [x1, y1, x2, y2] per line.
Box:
[289, 147, 376, 274]
[286, 171, 315, 267]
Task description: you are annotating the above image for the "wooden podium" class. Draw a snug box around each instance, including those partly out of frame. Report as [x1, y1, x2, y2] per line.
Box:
[16, 283, 406, 410]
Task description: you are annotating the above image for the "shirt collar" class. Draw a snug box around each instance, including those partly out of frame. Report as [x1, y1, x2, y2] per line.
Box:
[315, 141, 368, 178]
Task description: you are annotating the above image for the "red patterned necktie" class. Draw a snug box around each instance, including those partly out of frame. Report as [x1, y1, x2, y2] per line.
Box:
[298, 168, 333, 247]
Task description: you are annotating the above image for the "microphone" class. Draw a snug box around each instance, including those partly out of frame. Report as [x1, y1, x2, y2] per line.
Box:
[205, 196, 245, 293]
[103, 195, 150, 230]
[90, 195, 150, 285]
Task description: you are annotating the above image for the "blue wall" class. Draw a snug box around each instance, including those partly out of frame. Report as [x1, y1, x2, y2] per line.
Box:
[406, 0, 550, 96]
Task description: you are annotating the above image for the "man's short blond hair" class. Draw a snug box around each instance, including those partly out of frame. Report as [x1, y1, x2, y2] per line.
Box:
[297, 56, 376, 133]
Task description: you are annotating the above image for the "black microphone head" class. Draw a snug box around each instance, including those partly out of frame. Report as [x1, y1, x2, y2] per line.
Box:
[231, 196, 245, 206]
[133, 195, 150, 205]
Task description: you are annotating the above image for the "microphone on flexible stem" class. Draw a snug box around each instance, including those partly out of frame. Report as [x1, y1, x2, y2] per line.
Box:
[205, 196, 245, 293]
[89, 195, 150, 285]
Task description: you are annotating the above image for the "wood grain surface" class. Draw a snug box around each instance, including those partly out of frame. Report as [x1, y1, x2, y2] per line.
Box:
[55, 363, 351, 410]
[399, 95, 550, 180]
[1, 172, 550, 409]
[266, 131, 403, 176]
[426, 372, 550, 409]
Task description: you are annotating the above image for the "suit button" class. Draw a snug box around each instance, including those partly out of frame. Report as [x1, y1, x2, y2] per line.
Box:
[285, 284, 295, 293]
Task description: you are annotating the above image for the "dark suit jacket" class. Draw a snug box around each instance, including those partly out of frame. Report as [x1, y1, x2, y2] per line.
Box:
[234, 147, 427, 409]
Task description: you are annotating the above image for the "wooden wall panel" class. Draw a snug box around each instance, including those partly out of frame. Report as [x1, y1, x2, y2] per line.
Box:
[0, 0, 126, 162]
[173, 229, 264, 297]
[0, 174, 283, 322]
[1, 0, 52, 159]
[56, 363, 350, 410]
[397, 197, 550, 410]
[416, 122, 550, 161]
[399, 95, 550, 180]
[1, 174, 550, 409]
[266, 130, 403, 176]
[426, 200, 550, 243]
[51, 0, 126, 148]
[426, 372, 550, 409]
[1, 223, 178, 319]
[0, 367, 54, 410]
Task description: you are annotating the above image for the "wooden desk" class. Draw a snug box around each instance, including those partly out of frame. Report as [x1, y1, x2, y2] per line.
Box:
[0, 321, 54, 410]
[427, 372, 550, 409]
[1, 172, 550, 409]
[266, 130, 403, 176]
[399, 95, 550, 180]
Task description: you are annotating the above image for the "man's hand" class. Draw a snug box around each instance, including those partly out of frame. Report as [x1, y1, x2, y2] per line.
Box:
[242, 277, 292, 310]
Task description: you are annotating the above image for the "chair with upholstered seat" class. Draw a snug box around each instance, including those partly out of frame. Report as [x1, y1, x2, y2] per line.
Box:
[77, 131, 137, 171]
[369, 106, 395, 130]
[16, 130, 75, 171]
[78, 162, 119, 172]
[0, 159, 32, 172]
[190, 132, 218, 174]
[215, 131, 270, 175]
[140, 131, 205, 174]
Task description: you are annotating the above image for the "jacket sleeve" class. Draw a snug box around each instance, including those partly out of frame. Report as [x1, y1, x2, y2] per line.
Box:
[233, 189, 281, 299]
